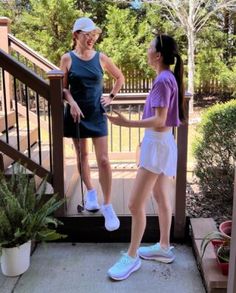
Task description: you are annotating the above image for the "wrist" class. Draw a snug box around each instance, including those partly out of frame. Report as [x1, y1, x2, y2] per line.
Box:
[109, 93, 115, 100]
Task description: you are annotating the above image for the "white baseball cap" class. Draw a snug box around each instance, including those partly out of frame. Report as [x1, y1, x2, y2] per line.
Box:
[72, 17, 101, 33]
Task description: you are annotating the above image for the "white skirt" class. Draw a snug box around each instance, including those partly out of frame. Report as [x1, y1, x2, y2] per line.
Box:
[139, 129, 177, 176]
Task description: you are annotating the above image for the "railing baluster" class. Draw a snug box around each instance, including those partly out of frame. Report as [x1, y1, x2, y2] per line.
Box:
[129, 105, 131, 152]
[13, 77, 20, 150]
[48, 103, 53, 173]
[119, 105, 122, 152]
[24, 84, 31, 158]
[138, 104, 141, 144]
[2, 69, 9, 143]
[35, 93, 42, 165]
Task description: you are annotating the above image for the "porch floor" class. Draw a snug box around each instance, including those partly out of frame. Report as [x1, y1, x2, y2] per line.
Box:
[64, 157, 176, 217]
[0, 242, 205, 293]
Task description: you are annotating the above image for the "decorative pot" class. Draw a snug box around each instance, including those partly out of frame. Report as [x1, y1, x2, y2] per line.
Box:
[211, 240, 229, 276]
[1, 240, 31, 277]
[219, 220, 232, 237]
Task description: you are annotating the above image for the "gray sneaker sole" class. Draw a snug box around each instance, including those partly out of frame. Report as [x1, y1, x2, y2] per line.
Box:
[85, 203, 100, 213]
[138, 253, 175, 263]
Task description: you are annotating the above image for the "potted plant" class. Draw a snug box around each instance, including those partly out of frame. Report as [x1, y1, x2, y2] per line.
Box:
[201, 230, 231, 275]
[219, 220, 232, 237]
[0, 166, 66, 277]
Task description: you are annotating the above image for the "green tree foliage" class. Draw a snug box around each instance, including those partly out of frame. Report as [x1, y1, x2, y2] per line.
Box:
[195, 14, 236, 98]
[193, 99, 236, 202]
[97, 4, 185, 77]
[0, 0, 30, 25]
[98, 6, 148, 71]
[0, 0, 235, 96]
[75, 0, 114, 27]
[11, 0, 82, 65]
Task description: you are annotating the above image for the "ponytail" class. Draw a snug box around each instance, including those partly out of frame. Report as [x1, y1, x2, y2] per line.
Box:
[174, 54, 186, 122]
[71, 37, 76, 50]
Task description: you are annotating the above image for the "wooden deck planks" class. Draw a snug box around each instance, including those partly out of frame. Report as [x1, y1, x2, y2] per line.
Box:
[63, 159, 174, 217]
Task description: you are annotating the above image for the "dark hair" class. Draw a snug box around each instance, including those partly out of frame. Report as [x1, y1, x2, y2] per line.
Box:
[71, 30, 81, 50]
[155, 35, 186, 122]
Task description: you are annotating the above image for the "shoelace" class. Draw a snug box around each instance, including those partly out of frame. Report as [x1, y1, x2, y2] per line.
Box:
[116, 253, 134, 268]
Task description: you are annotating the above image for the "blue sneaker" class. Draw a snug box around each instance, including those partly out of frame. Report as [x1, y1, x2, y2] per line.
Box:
[108, 253, 141, 280]
[138, 243, 175, 263]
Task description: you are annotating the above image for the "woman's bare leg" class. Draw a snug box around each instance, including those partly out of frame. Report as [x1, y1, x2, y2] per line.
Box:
[72, 138, 93, 190]
[127, 168, 158, 257]
[152, 174, 173, 248]
[93, 136, 111, 204]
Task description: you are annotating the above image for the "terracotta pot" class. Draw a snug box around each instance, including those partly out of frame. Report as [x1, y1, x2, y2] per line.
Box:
[211, 240, 229, 275]
[219, 220, 232, 237]
[1, 240, 31, 277]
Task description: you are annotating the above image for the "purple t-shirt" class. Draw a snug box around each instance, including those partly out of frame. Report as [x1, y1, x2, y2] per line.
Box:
[142, 70, 180, 127]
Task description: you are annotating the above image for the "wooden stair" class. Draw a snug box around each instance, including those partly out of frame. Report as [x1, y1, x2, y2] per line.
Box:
[0, 112, 38, 171]
[0, 111, 15, 132]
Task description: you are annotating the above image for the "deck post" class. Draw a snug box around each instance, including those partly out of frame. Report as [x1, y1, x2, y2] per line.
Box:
[47, 70, 65, 216]
[174, 94, 191, 240]
[0, 17, 12, 111]
[227, 165, 236, 293]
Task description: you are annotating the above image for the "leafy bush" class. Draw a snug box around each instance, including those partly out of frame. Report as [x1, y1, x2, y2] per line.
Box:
[193, 99, 236, 202]
[0, 166, 66, 249]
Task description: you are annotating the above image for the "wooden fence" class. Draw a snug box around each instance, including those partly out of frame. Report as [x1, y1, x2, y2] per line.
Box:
[104, 67, 234, 95]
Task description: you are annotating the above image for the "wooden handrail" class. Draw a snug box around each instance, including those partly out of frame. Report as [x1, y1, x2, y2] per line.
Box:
[8, 34, 59, 72]
[0, 49, 50, 100]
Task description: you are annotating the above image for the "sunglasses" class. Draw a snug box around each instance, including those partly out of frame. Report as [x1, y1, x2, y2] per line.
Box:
[79, 31, 100, 40]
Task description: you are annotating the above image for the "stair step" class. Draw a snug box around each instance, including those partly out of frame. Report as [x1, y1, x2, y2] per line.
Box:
[0, 111, 16, 132]
[0, 126, 38, 170]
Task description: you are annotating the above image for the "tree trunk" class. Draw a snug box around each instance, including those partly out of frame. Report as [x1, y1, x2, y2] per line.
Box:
[223, 9, 230, 62]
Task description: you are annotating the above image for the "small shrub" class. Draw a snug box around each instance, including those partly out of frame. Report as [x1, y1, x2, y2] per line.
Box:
[0, 167, 66, 249]
[193, 99, 236, 202]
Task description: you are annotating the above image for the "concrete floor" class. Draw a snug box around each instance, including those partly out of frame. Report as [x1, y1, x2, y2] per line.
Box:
[0, 243, 206, 293]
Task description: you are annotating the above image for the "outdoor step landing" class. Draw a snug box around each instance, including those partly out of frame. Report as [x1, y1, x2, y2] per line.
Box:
[190, 218, 228, 293]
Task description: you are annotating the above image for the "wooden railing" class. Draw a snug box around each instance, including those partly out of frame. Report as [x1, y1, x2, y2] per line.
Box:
[8, 34, 59, 73]
[0, 49, 65, 216]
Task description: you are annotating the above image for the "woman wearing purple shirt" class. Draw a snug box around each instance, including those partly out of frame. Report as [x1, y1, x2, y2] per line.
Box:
[106, 35, 186, 280]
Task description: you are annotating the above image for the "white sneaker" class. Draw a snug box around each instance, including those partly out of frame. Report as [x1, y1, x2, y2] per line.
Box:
[84, 189, 100, 212]
[101, 204, 120, 231]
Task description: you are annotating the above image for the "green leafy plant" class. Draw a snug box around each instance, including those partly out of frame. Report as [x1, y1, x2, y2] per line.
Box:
[0, 166, 66, 250]
[193, 99, 236, 202]
[201, 231, 231, 263]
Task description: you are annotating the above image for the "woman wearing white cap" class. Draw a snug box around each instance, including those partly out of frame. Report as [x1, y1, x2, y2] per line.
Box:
[60, 17, 124, 231]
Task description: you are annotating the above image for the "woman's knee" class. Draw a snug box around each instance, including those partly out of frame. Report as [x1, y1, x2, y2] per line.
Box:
[128, 200, 144, 216]
[76, 149, 89, 162]
[97, 155, 110, 168]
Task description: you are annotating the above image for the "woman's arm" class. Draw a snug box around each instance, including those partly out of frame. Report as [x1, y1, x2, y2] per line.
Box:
[107, 107, 168, 128]
[100, 53, 124, 106]
[60, 53, 84, 122]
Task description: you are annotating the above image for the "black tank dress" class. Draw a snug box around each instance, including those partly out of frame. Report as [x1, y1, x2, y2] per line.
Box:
[64, 51, 108, 138]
